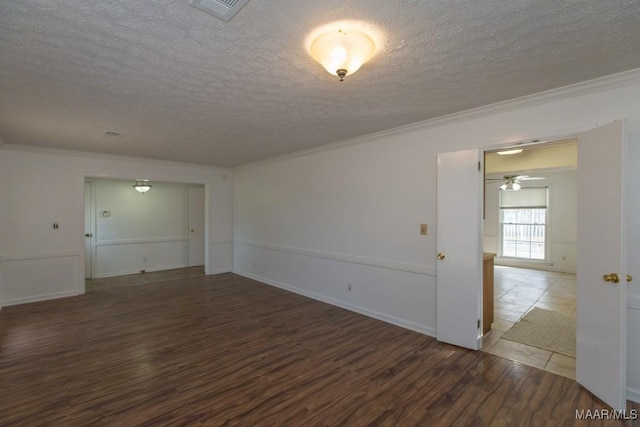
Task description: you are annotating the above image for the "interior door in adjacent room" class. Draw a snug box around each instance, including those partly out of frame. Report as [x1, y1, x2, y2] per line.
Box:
[576, 120, 628, 411]
[83, 181, 94, 279]
[188, 186, 205, 266]
[436, 149, 483, 350]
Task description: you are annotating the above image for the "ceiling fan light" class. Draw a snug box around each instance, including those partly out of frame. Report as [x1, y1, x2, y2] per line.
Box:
[500, 180, 521, 191]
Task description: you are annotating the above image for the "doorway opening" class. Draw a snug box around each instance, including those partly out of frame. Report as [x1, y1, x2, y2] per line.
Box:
[83, 178, 206, 291]
[481, 138, 577, 379]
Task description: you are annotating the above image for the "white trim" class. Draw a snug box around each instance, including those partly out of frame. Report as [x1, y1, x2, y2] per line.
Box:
[95, 237, 188, 246]
[94, 264, 189, 279]
[0, 250, 81, 262]
[234, 68, 640, 171]
[93, 266, 232, 279]
[234, 269, 436, 338]
[208, 268, 232, 275]
[627, 386, 640, 404]
[234, 239, 436, 276]
[494, 258, 575, 274]
[628, 295, 640, 310]
[3, 290, 81, 306]
[210, 239, 233, 245]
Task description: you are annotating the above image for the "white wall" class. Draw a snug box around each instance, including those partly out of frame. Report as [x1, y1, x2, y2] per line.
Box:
[484, 170, 577, 272]
[0, 147, 233, 306]
[233, 71, 640, 400]
[90, 179, 199, 278]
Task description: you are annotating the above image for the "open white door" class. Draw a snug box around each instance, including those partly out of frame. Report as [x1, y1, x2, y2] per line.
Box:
[576, 121, 628, 410]
[436, 149, 483, 350]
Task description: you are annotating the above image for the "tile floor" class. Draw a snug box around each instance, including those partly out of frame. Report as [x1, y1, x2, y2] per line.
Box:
[482, 266, 577, 379]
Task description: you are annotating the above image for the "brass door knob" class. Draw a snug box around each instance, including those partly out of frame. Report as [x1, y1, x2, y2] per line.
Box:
[437, 253, 446, 260]
[628, 275, 633, 282]
[85, 233, 93, 237]
[603, 273, 620, 283]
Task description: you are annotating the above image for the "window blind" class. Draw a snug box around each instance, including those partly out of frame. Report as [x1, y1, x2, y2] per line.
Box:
[500, 187, 548, 208]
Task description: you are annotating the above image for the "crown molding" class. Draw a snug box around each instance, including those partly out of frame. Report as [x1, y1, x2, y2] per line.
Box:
[235, 67, 640, 171]
[0, 143, 231, 172]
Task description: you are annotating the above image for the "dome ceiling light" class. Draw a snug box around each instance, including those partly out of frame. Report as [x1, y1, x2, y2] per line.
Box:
[133, 179, 152, 194]
[306, 22, 382, 82]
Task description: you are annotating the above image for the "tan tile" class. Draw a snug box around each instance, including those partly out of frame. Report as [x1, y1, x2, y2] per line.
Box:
[482, 330, 504, 351]
[492, 318, 515, 332]
[536, 294, 574, 304]
[495, 303, 532, 322]
[534, 300, 575, 315]
[545, 353, 576, 380]
[552, 289, 576, 298]
[487, 338, 552, 369]
[497, 293, 540, 306]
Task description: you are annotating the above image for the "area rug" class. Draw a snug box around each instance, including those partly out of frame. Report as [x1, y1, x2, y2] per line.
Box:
[502, 307, 576, 357]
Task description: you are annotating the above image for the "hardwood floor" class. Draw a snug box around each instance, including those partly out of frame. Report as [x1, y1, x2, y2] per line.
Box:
[1, 273, 637, 426]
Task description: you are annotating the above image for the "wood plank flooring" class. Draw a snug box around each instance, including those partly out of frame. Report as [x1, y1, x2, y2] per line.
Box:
[1, 273, 638, 426]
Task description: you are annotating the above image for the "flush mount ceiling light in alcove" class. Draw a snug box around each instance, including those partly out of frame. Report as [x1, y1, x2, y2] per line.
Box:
[306, 21, 384, 81]
[496, 148, 523, 155]
[133, 179, 152, 194]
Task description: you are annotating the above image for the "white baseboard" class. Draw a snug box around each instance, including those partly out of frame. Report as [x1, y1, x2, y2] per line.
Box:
[628, 387, 640, 404]
[3, 290, 82, 307]
[494, 259, 575, 274]
[208, 268, 232, 275]
[233, 269, 436, 338]
[95, 264, 189, 279]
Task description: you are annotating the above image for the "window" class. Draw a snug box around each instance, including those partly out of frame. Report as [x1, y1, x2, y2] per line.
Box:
[499, 187, 548, 260]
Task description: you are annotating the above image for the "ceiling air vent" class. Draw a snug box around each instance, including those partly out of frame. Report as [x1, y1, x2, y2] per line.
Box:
[104, 130, 121, 138]
[190, 0, 250, 22]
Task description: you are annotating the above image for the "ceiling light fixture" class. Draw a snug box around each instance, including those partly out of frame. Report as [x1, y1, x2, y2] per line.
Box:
[133, 179, 152, 194]
[307, 23, 380, 82]
[496, 148, 523, 155]
[500, 180, 521, 191]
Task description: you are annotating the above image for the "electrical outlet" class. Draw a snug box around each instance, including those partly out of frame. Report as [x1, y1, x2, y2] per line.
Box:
[347, 283, 352, 292]
[420, 224, 428, 235]
[143, 256, 148, 262]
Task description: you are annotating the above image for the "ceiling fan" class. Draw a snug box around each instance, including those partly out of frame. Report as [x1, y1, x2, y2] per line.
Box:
[485, 175, 546, 191]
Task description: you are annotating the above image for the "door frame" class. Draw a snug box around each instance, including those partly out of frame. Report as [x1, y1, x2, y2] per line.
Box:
[188, 185, 206, 267]
[84, 180, 96, 279]
[80, 175, 211, 292]
[472, 125, 629, 406]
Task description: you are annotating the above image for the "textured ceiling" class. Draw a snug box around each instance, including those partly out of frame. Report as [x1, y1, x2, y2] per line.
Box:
[1, 1, 640, 167]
